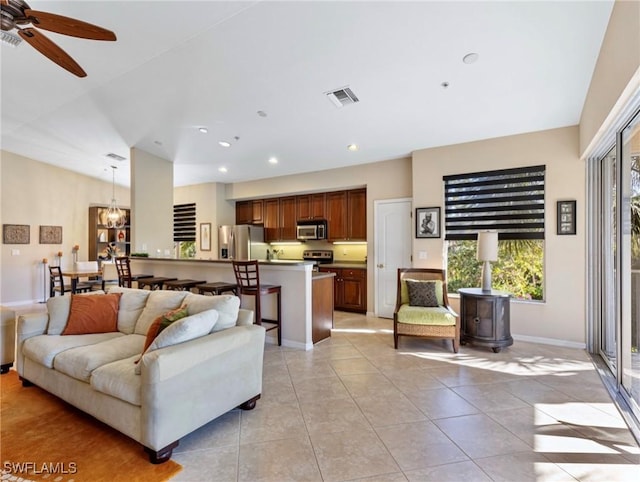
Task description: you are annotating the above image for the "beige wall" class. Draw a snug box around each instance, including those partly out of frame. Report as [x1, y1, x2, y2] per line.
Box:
[130, 148, 174, 257]
[0, 151, 128, 303]
[412, 126, 585, 344]
[174, 182, 235, 258]
[580, 0, 640, 156]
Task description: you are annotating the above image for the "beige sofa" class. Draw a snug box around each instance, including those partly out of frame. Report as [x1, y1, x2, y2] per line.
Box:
[16, 287, 265, 463]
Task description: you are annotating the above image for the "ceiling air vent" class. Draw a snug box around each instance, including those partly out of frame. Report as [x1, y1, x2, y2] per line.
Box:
[326, 86, 359, 108]
[106, 153, 126, 161]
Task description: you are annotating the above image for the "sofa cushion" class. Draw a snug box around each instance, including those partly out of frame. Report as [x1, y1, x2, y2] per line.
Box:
[46, 290, 106, 335]
[62, 293, 122, 335]
[139, 304, 189, 357]
[135, 309, 218, 375]
[134, 290, 189, 335]
[91, 355, 142, 406]
[183, 293, 240, 331]
[396, 305, 456, 325]
[406, 280, 439, 307]
[22, 332, 124, 368]
[54, 334, 145, 382]
[107, 286, 151, 334]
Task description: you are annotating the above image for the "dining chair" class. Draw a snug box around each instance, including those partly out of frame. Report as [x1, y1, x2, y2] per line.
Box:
[74, 260, 103, 290]
[100, 262, 120, 291]
[232, 260, 281, 345]
[49, 266, 91, 297]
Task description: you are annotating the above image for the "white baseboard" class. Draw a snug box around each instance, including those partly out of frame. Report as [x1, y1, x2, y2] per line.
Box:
[272, 336, 313, 351]
[512, 333, 586, 350]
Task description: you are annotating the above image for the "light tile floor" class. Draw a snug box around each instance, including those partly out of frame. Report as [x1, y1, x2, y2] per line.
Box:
[171, 311, 640, 481]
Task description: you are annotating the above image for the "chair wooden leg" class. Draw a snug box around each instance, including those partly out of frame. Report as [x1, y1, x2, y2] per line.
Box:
[394, 333, 399, 349]
[255, 293, 261, 326]
[276, 290, 281, 346]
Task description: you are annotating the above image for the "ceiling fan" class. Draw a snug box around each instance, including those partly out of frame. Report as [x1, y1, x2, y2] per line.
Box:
[0, 0, 116, 77]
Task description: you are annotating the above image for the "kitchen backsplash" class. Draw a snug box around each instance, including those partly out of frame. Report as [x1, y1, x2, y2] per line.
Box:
[270, 240, 367, 262]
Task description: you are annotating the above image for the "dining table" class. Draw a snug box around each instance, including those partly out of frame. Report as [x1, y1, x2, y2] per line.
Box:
[61, 269, 102, 293]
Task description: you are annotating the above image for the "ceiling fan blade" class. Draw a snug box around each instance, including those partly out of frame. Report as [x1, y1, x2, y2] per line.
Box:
[18, 28, 86, 77]
[24, 9, 116, 41]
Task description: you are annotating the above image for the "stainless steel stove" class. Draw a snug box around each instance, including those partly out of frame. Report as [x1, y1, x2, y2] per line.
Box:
[302, 249, 333, 270]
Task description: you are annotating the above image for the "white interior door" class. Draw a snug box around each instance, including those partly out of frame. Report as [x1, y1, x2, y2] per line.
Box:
[375, 198, 412, 318]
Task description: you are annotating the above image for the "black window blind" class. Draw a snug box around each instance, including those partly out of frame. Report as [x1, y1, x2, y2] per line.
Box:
[443, 165, 545, 240]
[173, 203, 196, 242]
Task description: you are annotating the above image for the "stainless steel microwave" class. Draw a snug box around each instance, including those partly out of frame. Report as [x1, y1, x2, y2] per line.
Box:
[296, 221, 327, 240]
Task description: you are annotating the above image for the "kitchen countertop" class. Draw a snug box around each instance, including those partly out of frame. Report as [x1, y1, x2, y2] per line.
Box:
[312, 271, 336, 279]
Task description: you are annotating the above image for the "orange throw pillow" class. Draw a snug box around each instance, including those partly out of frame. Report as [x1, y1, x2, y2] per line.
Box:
[62, 293, 122, 335]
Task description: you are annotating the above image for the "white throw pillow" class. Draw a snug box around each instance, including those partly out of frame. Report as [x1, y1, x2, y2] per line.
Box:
[134, 309, 219, 375]
[183, 293, 240, 332]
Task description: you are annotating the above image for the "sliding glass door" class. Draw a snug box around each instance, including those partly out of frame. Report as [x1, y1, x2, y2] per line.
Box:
[589, 108, 640, 435]
[620, 113, 640, 416]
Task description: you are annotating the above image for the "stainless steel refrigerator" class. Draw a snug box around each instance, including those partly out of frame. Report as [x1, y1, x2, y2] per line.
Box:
[218, 225, 268, 260]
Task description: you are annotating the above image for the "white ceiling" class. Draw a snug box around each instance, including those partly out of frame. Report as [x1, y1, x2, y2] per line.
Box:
[1, 1, 614, 188]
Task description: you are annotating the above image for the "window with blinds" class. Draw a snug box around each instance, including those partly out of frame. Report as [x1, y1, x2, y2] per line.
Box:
[443, 165, 545, 240]
[173, 203, 196, 242]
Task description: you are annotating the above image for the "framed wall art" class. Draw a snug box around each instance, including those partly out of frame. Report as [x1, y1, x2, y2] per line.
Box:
[557, 200, 576, 235]
[3, 224, 30, 244]
[200, 223, 211, 251]
[39, 225, 63, 244]
[416, 207, 441, 238]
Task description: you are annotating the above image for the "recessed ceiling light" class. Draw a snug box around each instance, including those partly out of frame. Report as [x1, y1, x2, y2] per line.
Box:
[268, 157, 278, 165]
[218, 141, 231, 147]
[198, 127, 208, 134]
[257, 111, 267, 118]
[463, 52, 479, 64]
[218, 167, 228, 173]
[347, 144, 359, 152]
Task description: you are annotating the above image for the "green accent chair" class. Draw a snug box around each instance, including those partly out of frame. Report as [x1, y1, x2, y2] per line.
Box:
[394, 268, 459, 353]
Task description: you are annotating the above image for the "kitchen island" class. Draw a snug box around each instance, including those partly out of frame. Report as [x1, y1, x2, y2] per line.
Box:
[129, 257, 333, 349]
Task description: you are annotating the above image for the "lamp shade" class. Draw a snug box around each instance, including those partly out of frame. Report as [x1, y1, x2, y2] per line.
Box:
[477, 231, 498, 262]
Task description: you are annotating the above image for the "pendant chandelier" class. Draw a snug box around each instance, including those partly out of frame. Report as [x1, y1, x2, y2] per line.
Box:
[106, 165, 125, 229]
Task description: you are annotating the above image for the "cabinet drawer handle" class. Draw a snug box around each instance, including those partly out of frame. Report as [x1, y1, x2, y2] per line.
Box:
[474, 317, 480, 323]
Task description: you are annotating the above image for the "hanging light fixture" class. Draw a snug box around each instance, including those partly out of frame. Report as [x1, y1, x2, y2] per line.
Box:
[106, 166, 125, 229]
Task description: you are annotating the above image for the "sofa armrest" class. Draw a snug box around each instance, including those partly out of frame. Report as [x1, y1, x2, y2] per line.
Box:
[16, 312, 48, 339]
[236, 308, 254, 326]
[139, 324, 266, 450]
[16, 312, 49, 375]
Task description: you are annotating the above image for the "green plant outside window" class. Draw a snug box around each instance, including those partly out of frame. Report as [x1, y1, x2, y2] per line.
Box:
[446, 239, 544, 300]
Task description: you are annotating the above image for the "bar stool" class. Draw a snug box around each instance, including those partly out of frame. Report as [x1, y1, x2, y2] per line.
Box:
[114, 257, 154, 288]
[164, 279, 207, 292]
[232, 260, 281, 346]
[195, 282, 238, 296]
[137, 277, 177, 290]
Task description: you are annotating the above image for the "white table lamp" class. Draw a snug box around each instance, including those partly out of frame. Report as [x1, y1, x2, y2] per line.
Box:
[477, 231, 498, 292]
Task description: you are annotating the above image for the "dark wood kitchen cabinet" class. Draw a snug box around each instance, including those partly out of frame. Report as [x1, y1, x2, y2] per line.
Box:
[279, 196, 297, 240]
[297, 193, 326, 220]
[326, 188, 366, 241]
[263, 199, 279, 242]
[459, 288, 512, 352]
[235, 200, 263, 225]
[319, 266, 366, 313]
